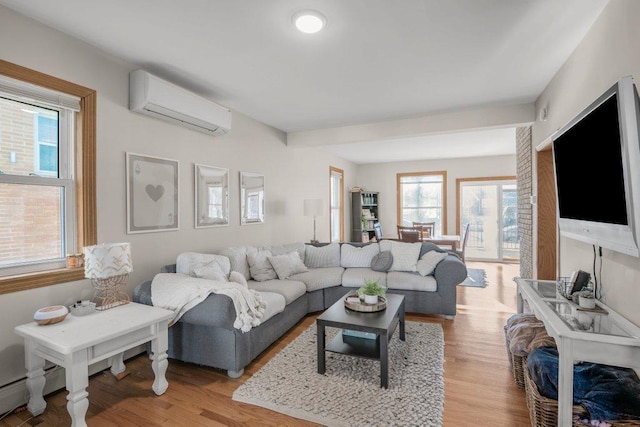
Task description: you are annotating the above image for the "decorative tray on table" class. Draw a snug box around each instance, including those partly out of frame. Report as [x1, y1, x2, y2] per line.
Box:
[344, 292, 387, 312]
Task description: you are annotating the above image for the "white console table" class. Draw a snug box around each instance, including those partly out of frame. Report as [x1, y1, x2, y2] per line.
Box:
[514, 278, 640, 426]
[15, 302, 173, 427]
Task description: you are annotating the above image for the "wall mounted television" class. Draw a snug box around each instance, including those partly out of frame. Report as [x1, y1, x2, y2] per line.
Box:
[552, 75, 640, 257]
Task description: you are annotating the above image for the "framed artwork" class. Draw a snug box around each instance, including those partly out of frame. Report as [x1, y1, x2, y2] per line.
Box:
[126, 152, 179, 234]
[240, 171, 265, 225]
[195, 164, 229, 228]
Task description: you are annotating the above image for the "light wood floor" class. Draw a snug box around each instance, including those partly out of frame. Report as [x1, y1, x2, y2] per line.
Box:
[2, 261, 530, 426]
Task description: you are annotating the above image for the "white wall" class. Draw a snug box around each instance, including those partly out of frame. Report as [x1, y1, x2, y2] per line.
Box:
[356, 155, 517, 238]
[531, 0, 640, 325]
[0, 7, 356, 389]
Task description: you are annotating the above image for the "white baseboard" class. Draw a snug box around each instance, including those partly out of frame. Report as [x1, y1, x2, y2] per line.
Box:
[0, 345, 145, 416]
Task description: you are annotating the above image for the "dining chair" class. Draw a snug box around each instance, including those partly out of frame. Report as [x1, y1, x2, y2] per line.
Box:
[397, 225, 421, 242]
[412, 221, 436, 240]
[455, 223, 471, 262]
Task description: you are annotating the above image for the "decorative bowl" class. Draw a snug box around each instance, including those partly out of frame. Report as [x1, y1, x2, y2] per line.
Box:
[34, 305, 69, 325]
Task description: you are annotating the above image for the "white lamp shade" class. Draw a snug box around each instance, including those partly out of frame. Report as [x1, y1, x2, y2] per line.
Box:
[303, 199, 324, 216]
[84, 242, 133, 279]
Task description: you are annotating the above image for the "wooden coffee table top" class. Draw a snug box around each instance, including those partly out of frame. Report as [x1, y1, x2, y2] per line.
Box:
[317, 293, 405, 333]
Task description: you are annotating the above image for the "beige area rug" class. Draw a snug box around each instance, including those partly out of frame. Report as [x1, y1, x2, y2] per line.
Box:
[232, 321, 444, 427]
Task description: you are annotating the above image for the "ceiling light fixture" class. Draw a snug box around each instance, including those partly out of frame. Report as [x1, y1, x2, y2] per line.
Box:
[293, 10, 326, 34]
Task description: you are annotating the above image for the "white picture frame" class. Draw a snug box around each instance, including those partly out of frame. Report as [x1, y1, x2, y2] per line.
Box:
[126, 152, 179, 234]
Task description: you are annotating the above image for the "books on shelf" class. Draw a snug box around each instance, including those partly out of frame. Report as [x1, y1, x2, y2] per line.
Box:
[342, 329, 377, 340]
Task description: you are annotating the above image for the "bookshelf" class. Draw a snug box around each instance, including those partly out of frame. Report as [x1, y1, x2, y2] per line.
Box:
[351, 190, 379, 242]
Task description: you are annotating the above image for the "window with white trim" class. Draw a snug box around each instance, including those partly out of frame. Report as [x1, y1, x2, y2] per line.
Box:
[0, 76, 79, 277]
[397, 171, 446, 235]
[330, 166, 344, 242]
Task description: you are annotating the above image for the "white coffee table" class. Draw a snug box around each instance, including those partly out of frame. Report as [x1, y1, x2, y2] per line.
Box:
[15, 302, 173, 427]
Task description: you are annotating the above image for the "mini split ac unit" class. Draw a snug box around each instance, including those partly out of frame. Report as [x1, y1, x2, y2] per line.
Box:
[129, 70, 231, 137]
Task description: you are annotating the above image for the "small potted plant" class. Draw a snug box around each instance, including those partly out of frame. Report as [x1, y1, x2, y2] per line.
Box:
[578, 290, 596, 309]
[358, 279, 386, 304]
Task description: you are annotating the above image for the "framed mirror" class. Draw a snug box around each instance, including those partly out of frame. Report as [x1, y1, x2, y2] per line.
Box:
[240, 172, 265, 225]
[195, 164, 229, 228]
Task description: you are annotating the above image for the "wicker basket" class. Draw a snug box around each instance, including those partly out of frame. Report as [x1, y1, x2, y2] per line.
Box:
[523, 362, 640, 426]
[504, 328, 525, 390]
[523, 361, 584, 426]
[511, 353, 526, 390]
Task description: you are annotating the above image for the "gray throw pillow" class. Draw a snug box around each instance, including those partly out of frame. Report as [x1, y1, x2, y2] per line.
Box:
[371, 250, 393, 272]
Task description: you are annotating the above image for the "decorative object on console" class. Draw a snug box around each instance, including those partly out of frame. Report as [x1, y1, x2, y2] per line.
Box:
[126, 152, 179, 234]
[579, 293, 596, 309]
[303, 198, 324, 243]
[84, 242, 133, 310]
[34, 305, 69, 325]
[69, 300, 96, 316]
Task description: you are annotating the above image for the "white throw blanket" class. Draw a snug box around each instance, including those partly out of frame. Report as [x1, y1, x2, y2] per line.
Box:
[151, 273, 266, 332]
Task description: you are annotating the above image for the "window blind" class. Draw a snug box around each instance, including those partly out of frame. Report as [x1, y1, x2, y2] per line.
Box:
[0, 74, 81, 112]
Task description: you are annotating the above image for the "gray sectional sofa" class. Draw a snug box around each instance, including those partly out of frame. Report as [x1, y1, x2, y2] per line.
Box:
[133, 240, 467, 377]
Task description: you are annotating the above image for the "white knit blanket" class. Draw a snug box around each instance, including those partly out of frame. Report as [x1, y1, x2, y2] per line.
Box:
[151, 273, 266, 332]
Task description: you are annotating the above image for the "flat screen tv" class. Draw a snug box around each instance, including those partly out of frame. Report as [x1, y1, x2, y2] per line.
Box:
[552, 75, 640, 257]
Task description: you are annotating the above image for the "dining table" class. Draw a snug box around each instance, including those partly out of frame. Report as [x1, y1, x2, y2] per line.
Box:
[424, 234, 460, 251]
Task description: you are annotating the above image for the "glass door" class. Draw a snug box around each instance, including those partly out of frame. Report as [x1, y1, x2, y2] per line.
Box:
[459, 178, 518, 262]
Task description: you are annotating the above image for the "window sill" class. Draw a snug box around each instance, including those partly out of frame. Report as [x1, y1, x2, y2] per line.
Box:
[0, 267, 86, 295]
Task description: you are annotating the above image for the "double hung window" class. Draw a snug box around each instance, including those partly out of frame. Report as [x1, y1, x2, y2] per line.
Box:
[397, 171, 447, 235]
[330, 167, 344, 242]
[0, 61, 96, 293]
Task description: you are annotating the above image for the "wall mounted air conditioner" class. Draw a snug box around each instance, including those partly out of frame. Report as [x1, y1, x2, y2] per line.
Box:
[129, 70, 231, 137]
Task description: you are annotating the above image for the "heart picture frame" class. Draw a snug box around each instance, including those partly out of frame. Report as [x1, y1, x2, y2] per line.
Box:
[126, 152, 179, 234]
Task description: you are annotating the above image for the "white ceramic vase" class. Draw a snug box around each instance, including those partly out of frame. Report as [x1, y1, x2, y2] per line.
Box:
[579, 296, 596, 309]
[364, 294, 378, 304]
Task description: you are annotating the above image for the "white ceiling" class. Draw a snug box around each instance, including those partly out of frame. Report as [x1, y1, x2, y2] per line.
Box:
[0, 0, 609, 163]
[321, 127, 517, 164]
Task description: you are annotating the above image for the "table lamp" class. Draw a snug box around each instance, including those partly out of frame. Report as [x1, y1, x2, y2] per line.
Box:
[84, 242, 133, 310]
[303, 199, 324, 243]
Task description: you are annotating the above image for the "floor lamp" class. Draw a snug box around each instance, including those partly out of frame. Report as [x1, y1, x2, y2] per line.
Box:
[84, 242, 133, 310]
[303, 199, 324, 243]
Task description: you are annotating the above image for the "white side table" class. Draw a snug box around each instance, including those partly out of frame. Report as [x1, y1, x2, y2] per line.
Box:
[515, 278, 640, 426]
[15, 302, 173, 427]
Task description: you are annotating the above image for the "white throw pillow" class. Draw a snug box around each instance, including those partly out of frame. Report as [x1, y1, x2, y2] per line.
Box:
[247, 248, 277, 282]
[268, 251, 309, 279]
[389, 241, 422, 272]
[267, 242, 306, 264]
[193, 264, 228, 282]
[218, 246, 251, 280]
[176, 252, 231, 277]
[340, 244, 380, 268]
[416, 250, 448, 276]
[304, 243, 341, 268]
[229, 271, 248, 288]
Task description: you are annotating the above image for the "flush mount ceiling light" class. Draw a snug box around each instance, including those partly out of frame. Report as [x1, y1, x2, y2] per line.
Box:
[292, 10, 326, 34]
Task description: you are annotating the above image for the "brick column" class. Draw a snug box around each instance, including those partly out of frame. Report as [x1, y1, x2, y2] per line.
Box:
[516, 127, 533, 279]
